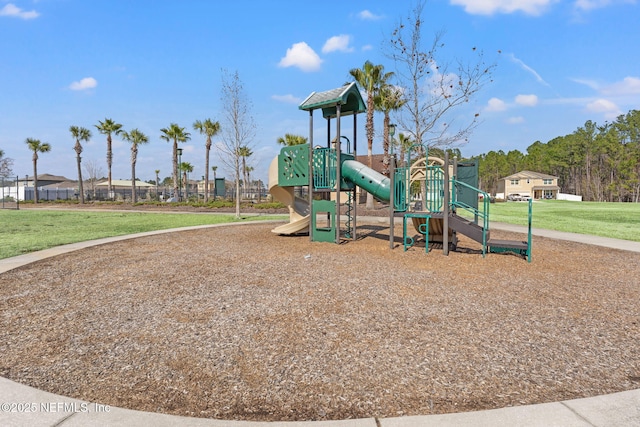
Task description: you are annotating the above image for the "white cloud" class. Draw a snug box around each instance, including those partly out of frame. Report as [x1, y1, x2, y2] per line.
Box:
[574, 0, 636, 11]
[601, 76, 640, 96]
[571, 77, 600, 90]
[357, 10, 383, 20]
[0, 3, 40, 19]
[586, 98, 622, 119]
[485, 97, 507, 112]
[515, 94, 538, 106]
[322, 35, 354, 54]
[361, 44, 373, 52]
[272, 94, 302, 104]
[572, 76, 640, 98]
[278, 42, 322, 72]
[69, 77, 97, 91]
[507, 116, 525, 124]
[450, 0, 557, 16]
[508, 53, 550, 86]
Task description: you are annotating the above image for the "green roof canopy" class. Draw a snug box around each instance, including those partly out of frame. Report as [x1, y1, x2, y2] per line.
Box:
[298, 82, 366, 119]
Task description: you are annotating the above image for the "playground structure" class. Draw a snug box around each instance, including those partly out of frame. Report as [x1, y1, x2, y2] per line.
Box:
[268, 83, 532, 261]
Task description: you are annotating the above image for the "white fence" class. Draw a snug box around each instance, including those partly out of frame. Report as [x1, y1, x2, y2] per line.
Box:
[1, 182, 20, 201]
[1, 186, 75, 201]
[0, 185, 154, 202]
[557, 192, 583, 201]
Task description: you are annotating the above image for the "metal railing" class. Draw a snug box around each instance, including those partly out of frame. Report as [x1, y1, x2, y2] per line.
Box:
[312, 147, 337, 189]
[424, 165, 445, 212]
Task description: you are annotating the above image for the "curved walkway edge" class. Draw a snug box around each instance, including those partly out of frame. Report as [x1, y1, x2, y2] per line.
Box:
[490, 221, 640, 253]
[1, 220, 639, 426]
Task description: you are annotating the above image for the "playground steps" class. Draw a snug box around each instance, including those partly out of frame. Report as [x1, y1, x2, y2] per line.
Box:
[445, 213, 529, 255]
[487, 239, 528, 251]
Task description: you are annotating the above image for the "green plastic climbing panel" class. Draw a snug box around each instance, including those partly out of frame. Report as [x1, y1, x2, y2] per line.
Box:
[311, 199, 337, 243]
[278, 144, 309, 187]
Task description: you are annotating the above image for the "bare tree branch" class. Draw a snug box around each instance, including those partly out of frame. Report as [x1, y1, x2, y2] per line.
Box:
[385, 1, 496, 150]
[218, 69, 256, 217]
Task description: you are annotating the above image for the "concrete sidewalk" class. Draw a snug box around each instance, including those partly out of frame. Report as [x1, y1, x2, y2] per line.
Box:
[491, 221, 640, 253]
[1, 220, 639, 426]
[1, 376, 638, 426]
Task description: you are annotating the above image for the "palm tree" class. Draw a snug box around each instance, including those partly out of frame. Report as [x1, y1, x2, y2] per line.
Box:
[160, 123, 191, 201]
[193, 118, 221, 203]
[24, 138, 51, 203]
[397, 133, 415, 167]
[237, 146, 252, 199]
[121, 129, 149, 203]
[70, 126, 92, 204]
[349, 60, 394, 208]
[95, 118, 123, 199]
[276, 133, 307, 146]
[179, 161, 193, 200]
[375, 84, 406, 175]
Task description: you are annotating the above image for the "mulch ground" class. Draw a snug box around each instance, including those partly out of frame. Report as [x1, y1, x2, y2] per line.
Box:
[1, 211, 639, 422]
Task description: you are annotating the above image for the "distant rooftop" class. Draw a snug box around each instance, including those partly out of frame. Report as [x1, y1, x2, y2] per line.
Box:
[501, 170, 558, 180]
[96, 179, 154, 187]
[22, 174, 70, 182]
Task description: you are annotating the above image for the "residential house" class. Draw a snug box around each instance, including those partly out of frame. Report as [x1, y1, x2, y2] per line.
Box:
[12, 174, 78, 201]
[497, 171, 560, 200]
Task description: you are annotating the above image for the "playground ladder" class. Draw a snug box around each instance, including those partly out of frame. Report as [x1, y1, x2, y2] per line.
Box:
[345, 190, 355, 239]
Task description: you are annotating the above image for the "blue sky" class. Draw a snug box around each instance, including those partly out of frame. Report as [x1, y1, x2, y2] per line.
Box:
[1, 0, 639, 184]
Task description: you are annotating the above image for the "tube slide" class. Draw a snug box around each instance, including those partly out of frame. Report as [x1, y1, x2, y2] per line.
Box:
[269, 156, 394, 235]
[341, 159, 391, 202]
[268, 157, 310, 235]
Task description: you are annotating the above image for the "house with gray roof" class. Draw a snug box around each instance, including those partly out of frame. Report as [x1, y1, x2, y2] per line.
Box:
[497, 170, 560, 200]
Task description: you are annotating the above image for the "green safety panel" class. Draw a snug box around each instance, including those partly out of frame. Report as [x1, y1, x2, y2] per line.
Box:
[311, 199, 336, 243]
[278, 144, 310, 187]
[214, 178, 226, 198]
[394, 167, 409, 212]
[456, 161, 479, 211]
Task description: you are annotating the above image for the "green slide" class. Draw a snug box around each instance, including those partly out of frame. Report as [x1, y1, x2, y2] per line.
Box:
[341, 159, 391, 202]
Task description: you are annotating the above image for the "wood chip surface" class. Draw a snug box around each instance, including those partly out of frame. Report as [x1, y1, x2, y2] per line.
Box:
[1, 221, 639, 421]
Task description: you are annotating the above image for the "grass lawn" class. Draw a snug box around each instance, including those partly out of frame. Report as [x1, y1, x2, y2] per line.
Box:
[0, 209, 286, 259]
[487, 200, 640, 242]
[2, 201, 639, 260]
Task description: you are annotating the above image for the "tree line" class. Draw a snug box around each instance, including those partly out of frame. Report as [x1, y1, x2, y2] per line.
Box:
[475, 110, 640, 202]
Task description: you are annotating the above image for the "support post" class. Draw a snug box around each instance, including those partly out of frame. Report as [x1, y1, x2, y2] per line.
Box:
[388, 123, 397, 249]
[352, 113, 357, 241]
[308, 110, 314, 242]
[389, 157, 395, 249]
[443, 151, 450, 256]
[335, 105, 342, 244]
